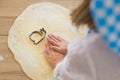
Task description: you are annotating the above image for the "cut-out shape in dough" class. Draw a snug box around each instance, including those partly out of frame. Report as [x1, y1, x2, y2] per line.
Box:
[8, 2, 88, 80]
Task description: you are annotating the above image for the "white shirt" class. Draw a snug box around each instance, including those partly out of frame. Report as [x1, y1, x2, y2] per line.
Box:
[54, 34, 120, 80]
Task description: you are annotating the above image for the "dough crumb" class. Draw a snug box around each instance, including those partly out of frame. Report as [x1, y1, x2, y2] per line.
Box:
[0, 55, 3, 62]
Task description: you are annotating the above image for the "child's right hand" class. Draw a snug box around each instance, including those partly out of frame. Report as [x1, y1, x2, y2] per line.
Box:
[47, 34, 69, 55]
[44, 41, 64, 68]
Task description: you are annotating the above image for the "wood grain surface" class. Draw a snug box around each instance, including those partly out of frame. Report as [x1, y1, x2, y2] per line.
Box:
[0, 0, 81, 80]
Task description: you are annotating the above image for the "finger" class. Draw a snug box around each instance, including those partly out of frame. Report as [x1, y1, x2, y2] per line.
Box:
[45, 42, 49, 50]
[56, 35, 64, 41]
[48, 34, 60, 42]
[47, 41, 52, 50]
[44, 49, 48, 56]
[44, 43, 49, 55]
[45, 42, 52, 55]
[44, 48, 52, 58]
[47, 36, 59, 46]
[51, 46, 62, 53]
[50, 34, 61, 41]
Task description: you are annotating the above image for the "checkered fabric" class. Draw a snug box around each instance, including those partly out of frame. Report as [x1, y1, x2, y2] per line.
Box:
[90, 0, 120, 54]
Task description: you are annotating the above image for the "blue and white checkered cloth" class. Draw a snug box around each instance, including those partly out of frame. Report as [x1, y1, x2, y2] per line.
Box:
[90, 0, 120, 54]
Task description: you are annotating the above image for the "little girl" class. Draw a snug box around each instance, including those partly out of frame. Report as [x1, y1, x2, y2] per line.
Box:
[44, 0, 120, 80]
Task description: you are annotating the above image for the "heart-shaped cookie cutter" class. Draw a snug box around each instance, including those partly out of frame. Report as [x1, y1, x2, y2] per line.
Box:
[29, 28, 47, 45]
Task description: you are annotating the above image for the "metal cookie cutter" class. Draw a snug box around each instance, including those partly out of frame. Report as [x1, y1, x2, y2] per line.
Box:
[29, 28, 46, 45]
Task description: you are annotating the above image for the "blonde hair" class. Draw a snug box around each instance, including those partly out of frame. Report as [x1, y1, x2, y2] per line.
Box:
[71, 0, 95, 29]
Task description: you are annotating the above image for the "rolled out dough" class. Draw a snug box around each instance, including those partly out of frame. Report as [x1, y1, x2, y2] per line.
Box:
[8, 2, 88, 80]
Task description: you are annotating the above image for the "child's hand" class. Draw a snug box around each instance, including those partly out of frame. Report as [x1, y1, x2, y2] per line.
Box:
[47, 34, 69, 55]
[44, 41, 64, 68]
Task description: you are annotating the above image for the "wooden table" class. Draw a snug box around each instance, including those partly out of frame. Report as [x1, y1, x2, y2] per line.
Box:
[0, 0, 81, 80]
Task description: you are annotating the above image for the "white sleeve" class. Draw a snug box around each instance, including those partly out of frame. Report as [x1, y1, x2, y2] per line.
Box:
[53, 38, 96, 80]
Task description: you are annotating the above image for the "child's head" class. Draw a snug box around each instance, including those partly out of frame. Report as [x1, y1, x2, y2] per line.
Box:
[72, 0, 120, 54]
[71, 0, 95, 29]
